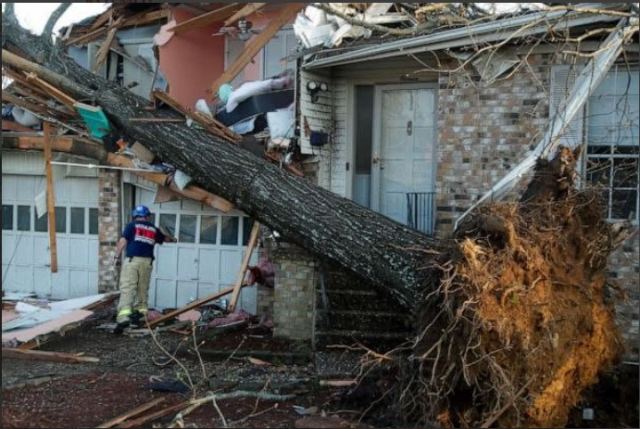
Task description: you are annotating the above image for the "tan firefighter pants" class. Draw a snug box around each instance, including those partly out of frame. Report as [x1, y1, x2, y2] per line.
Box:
[116, 256, 153, 323]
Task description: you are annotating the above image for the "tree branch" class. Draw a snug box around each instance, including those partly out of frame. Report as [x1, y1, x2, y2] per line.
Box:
[42, 3, 72, 41]
[310, 3, 424, 36]
[3, 3, 19, 27]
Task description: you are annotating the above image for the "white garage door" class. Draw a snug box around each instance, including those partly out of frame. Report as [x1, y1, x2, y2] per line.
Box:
[134, 187, 258, 313]
[2, 174, 99, 299]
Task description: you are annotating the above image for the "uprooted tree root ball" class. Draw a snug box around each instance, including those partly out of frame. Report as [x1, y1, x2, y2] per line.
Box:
[354, 188, 625, 428]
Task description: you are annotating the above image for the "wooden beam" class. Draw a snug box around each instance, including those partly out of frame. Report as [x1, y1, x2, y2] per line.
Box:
[152, 90, 240, 143]
[25, 72, 77, 109]
[65, 9, 169, 46]
[170, 3, 241, 35]
[92, 23, 120, 73]
[1, 135, 235, 213]
[147, 283, 249, 328]
[2, 92, 49, 115]
[105, 153, 235, 212]
[2, 348, 99, 364]
[96, 397, 166, 428]
[228, 222, 260, 313]
[2, 120, 33, 132]
[224, 3, 267, 27]
[43, 122, 58, 273]
[210, 3, 303, 97]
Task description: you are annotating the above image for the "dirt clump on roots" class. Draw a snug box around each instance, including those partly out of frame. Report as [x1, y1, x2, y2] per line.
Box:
[354, 156, 625, 428]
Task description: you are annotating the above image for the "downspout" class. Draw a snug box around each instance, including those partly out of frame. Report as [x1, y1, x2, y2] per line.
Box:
[454, 17, 638, 231]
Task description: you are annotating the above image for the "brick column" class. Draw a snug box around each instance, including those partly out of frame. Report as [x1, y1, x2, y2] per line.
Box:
[98, 169, 122, 292]
[271, 243, 317, 341]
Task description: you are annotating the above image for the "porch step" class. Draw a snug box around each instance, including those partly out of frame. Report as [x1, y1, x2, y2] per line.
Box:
[314, 329, 411, 349]
[316, 309, 412, 332]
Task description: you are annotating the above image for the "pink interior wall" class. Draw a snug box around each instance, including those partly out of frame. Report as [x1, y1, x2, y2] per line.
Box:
[159, 7, 293, 107]
[159, 7, 225, 108]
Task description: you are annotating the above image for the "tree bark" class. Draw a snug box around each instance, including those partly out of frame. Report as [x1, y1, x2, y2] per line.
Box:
[2, 14, 444, 309]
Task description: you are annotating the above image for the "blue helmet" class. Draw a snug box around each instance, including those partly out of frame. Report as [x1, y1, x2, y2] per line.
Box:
[132, 205, 151, 219]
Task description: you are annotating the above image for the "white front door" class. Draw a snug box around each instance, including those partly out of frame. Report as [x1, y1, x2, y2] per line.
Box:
[371, 84, 437, 228]
[134, 187, 258, 313]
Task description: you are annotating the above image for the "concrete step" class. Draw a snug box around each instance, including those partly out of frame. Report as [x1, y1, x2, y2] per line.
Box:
[315, 329, 411, 349]
[317, 289, 393, 312]
[315, 309, 412, 332]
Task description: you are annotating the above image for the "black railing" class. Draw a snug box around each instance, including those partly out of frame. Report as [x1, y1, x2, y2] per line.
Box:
[406, 192, 436, 235]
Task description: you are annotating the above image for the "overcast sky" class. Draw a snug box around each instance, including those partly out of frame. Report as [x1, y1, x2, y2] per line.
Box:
[2, 3, 109, 34]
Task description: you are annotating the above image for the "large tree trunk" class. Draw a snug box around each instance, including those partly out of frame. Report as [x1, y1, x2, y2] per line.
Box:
[2, 14, 444, 309]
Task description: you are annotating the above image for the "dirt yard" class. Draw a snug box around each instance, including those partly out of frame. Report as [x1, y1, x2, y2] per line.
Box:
[2, 315, 637, 428]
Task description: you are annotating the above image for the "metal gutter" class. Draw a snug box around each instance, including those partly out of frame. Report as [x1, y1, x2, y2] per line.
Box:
[303, 3, 625, 69]
[453, 17, 638, 231]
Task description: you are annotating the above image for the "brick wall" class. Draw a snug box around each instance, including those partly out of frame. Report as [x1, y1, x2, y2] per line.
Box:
[435, 55, 550, 236]
[271, 242, 317, 341]
[609, 235, 640, 362]
[97, 169, 122, 292]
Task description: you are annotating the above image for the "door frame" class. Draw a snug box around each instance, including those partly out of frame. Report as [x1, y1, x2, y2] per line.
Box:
[370, 82, 438, 212]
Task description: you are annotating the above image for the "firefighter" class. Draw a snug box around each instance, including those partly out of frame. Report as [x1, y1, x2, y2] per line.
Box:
[113, 205, 177, 333]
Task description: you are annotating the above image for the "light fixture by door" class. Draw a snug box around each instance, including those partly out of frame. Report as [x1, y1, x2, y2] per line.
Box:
[307, 80, 328, 103]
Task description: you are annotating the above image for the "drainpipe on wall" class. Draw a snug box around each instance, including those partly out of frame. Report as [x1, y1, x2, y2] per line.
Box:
[454, 17, 638, 231]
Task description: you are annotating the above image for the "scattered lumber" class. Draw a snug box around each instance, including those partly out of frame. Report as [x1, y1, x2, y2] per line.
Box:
[147, 284, 249, 328]
[210, 3, 304, 97]
[1, 120, 33, 132]
[2, 348, 99, 364]
[228, 221, 261, 313]
[170, 3, 242, 35]
[96, 397, 166, 428]
[25, 72, 77, 108]
[152, 90, 240, 143]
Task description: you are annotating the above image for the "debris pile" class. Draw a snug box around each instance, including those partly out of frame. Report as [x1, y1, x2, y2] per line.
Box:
[355, 155, 625, 427]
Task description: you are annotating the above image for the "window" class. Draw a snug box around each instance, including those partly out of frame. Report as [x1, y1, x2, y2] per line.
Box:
[200, 216, 218, 245]
[89, 208, 99, 235]
[242, 217, 255, 245]
[220, 216, 239, 245]
[17, 206, 31, 231]
[179, 214, 196, 243]
[35, 209, 48, 232]
[2, 205, 13, 230]
[159, 214, 176, 237]
[585, 66, 639, 221]
[55, 207, 67, 233]
[70, 207, 85, 234]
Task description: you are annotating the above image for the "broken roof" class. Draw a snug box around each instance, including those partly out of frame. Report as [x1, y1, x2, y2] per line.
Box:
[302, 2, 632, 69]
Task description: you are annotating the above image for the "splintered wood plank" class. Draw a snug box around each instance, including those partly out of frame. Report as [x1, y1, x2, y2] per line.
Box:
[2, 348, 99, 364]
[92, 23, 120, 72]
[43, 122, 58, 273]
[210, 3, 303, 97]
[96, 397, 166, 428]
[228, 221, 261, 313]
[25, 72, 77, 108]
[223, 3, 267, 27]
[170, 3, 241, 35]
[118, 401, 190, 428]
[147, 284, 248, 328]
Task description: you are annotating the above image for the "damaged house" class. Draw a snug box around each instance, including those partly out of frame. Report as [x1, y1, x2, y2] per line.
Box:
[1, 3, 639, 427]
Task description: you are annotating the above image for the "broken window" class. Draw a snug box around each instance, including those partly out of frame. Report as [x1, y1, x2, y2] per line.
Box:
[70, 207, 85, 234]
[242, 217, 255, 246]
[585, 66, 639, 222]
[2, 205, 13, 230]
[159, 214, 176, 237]
[17, 205, 31, 231]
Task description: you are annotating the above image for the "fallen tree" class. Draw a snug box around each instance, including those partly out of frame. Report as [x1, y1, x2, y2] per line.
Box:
[2, 12, 439, 310]
[1, 7, 628, 427]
